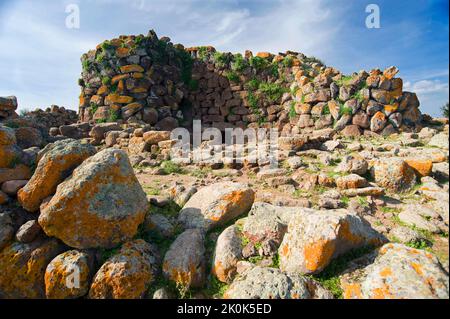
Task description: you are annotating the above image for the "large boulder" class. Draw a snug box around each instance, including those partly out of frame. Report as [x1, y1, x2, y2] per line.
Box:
[178, 182, 254, 231]
[341, 244, 449, 299]
[45, 250, 95, 299]
[18, 139, 96, 212]
[371, 158, 417, 192]
[38, 149, 148, 249]
[163, 229, 205, 290]
[89, 240, 159, 299]
[212, 225, 243, 283]
[278, 209, 385, 275]
[0, 238, 65, 298]
[223, 266, 333, 299]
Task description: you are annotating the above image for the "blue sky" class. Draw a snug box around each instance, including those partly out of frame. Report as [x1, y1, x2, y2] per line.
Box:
[0, 0, 448, 116]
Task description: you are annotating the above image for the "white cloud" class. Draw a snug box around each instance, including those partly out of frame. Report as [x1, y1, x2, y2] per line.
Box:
[404, 80, 449, 95]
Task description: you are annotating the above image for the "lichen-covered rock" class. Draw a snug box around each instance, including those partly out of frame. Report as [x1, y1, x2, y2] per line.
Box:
[178, 182, 254, 231]
[0, 238, 65, 298]
[163, 229, 205, 289]
[428, 133, 449, 150]
[89, 240, 159, 299]
[242, 202, 302, 245]
[38, 149, 148, 249]
[405, 159, 433, 177]
[336, 174, 368, 190]
[18, 139, 96, 212]
[341, 244, 449, 299]
[371, 158, 417, 192]
[45, 250, 94, 299]
[212, 225, 243, 283]
[278, 209, 385, 275]
[223, 266, 333, 299]
[0, 144, 22, 168]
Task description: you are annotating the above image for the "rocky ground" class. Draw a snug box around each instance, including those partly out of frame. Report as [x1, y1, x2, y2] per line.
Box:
[1, 102, 448, 299]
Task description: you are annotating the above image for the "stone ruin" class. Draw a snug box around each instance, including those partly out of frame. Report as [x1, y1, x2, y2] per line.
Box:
[78, 29, 423, 138]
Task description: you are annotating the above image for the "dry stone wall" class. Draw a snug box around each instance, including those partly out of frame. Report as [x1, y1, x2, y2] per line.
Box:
[78, 29, 423, 136]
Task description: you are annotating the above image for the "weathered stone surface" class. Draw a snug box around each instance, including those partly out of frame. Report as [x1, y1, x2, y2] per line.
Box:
[0, 125, 16, 145]
[18, 139, 96, 212]
[38, 149, 148, 249]
[336, 174, 368, 190]
[0, 238, 65, 298]
[279, 209, 385, 275]
[143, 130, 171, 145]
[224, 266, 333, 299]
[45, 250, 94, 299]
[163, 229, 205, 289]
[398, 204, 441, 233]
[336, 155, 368, 175]
[1, 179, 28, 196]
[0, 164, 31, 184]
[428, 133, 449, 150]
[178, 182, 254, 231]
[212, 225, 243, 283]
[89, 240, 159, 299]
[15, 219, 42, 243]
[371, 158, 416, 192]
[341, 244, 449, 299]
[15, 127, 43, 149]
[242, 202, 301, 245]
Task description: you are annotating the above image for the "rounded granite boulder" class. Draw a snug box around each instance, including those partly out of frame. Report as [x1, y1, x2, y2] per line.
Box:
[38, 148, 148, 249]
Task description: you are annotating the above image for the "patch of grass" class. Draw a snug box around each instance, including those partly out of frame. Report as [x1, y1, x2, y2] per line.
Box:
[282, 56, 294, 68]
[190, 167, 212, 179]
[311, 245, 375, 299]
[356, 196, 369, 208]
[271, 253, 280, 268]
[248, 256, 264, 264]
[108, 109, 120, 122]
[339, 103, 353, 116]
[98, 245, 122, 264]
[245, 78, 261, 92]
[335, 75, 353, 87]
[82, 59, 92, 72]
[213, 51, 230, 68]
[341, 196, 350, 207]
[225, 71, 240, 84]
[197, 46, 210, 61]
[289, 102, 297, 119]
[161, 160, 185, 175]
[258, 82, 287, 103]
[102, 76, 111, 86]
[203, 275, 229, 299]
[406, 239, 430, 250]
[249, 56, 269, 70]
[89, 102, 99, 116]
[231, 53, 248, 73]
[322, 103, 330, 115]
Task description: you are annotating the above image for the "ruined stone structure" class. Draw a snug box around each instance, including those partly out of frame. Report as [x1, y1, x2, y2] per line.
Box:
[78, 30, 422, 136]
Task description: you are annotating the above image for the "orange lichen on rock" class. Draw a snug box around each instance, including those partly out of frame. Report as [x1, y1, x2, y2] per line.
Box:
[120, 64, 144, 73]
[342, 283, 363, 299]
[405, 159, 433, 177]
[0, 239, 64, 299]
[303, 239, 336, 273]
[18, 141, 95, 212]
